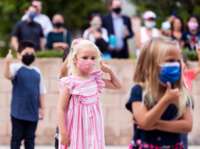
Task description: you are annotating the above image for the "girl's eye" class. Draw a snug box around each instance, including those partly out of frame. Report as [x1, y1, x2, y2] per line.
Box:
[91, 56, 96, 60]
[82, 56, 88, 60]
[166, 59, 178, 62]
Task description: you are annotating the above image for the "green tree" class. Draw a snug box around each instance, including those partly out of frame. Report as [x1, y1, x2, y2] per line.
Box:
[0, 0, 106, 56]
[130, 0, 200, 23]
[42, 0, 106, 31]
[0, 0, 29, 56]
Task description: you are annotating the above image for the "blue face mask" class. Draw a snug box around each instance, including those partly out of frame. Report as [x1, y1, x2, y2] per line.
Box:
[29, 12, 37, 21]
[159, 62, 181, 85]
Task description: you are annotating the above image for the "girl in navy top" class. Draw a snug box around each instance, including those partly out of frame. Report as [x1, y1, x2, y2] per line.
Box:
[126, 38, 193, 149]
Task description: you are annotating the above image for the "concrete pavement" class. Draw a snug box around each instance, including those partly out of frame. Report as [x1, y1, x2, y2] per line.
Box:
[0, 145, 199, 149]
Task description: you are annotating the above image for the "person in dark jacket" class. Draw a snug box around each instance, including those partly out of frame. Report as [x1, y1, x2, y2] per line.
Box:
[102, 0, 134, 58]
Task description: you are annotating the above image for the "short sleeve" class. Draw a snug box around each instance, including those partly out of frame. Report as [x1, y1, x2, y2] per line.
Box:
[59, 76, 74, 93]
[12, 21, 21, 37]
[91, 70, 105, 93]
[184, 69, 196, 81]
[125, 84, 143, 113]
[33, 67, 47, 95]
[183, 69, 197, 90]
[40, 76, 46, 95]
[10, 63, 22, 79]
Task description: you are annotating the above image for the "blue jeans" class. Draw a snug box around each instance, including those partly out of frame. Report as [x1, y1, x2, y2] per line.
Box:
[11, 116, 38, 149]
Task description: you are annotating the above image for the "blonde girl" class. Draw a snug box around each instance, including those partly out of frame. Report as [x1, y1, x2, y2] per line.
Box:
[57, 39, 121, 149]
[126, 38, 193, 149]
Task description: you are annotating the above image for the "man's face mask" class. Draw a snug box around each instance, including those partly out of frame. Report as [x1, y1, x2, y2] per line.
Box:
[29, 12, 37, 22]
[53, 22, 64, 28]
[22, 53, 35, 65]
[144, 20, 156, 29]
[159, 62, 181, 85]
[112, 7, 122, 14]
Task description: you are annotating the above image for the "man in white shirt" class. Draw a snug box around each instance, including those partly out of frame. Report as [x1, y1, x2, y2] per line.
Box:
[22, 0, 53, 37]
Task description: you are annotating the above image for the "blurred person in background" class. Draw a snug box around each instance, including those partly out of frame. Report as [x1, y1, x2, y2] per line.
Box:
[83, 13, 110, 59]
[22, 0, 53, 37]
[136, 10, 160, 57]
[183, 15, 200, 51]
[11, 6, 45, 52]
[161, 21, 172, 40]
[46, 14, 72, 61]
[102, 0, 134, 58]
[171, 16, 185, 47]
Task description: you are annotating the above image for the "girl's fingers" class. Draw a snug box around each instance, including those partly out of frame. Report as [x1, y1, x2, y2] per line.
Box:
[166, 82, 171, 90]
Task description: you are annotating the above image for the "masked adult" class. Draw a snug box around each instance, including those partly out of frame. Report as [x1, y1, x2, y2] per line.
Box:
[135, 10, 160, 57]
[11, 6, 45, 52]
[102, 0, 134, 58]
[183, 15, 200, 51]
[22, 0, 53, 37]
[46, 14, 72, 61]
[83, 14, 109, 57]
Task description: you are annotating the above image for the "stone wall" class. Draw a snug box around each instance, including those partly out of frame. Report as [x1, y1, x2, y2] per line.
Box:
[0, 58, 199, 145]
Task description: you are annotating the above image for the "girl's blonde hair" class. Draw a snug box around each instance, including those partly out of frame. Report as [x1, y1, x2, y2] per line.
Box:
[134, 38, 188, 118]
[67, 39, 102, 75]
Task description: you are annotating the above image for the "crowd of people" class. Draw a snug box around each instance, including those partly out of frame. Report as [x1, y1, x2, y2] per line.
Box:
[10, 0, 72, 60]
[3, 0, 200, 149]
[10, 0, 200, 60]
[10, 0, 134, 59]
[134, 11, 200, 57]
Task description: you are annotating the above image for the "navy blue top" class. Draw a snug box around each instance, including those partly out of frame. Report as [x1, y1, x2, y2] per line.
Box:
[125, 84, 181, 146]
[11, 66, 41, 122]
[12, 21, 44, 51]
[182, 31, 200, 51]
[46, 30, 72, 49]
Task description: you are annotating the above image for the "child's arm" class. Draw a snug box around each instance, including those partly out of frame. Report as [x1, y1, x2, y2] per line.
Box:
[59, 57, 68, 79]
[132, 83, 180, 129]
[39, 94, 45, 120]
[57, 87, 70, 146]
[156, 107, 193, 133]
[4, 50, 13, 80]
[100, 62, 122, 89]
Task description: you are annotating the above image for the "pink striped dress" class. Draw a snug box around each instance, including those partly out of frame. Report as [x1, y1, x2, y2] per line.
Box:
[59, 70, 105, 149]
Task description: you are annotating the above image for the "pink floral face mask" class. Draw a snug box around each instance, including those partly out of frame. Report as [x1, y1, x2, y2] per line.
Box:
[188, 21, 199, 31]
[76, 59, 95, 74]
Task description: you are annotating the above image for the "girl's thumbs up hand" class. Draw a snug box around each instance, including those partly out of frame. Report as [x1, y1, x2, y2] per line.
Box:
[5, 50, 13, 63]
[163, 82, 180, 104]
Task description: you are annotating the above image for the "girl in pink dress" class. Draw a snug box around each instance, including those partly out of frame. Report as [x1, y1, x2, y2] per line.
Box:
[57, 39, 121, 149]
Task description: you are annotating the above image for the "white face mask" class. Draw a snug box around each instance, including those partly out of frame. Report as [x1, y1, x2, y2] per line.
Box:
[145, 21, 156, 29]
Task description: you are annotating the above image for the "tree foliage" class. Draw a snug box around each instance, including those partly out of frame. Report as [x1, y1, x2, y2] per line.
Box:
[0, 0, 106, 54]
[130, 0, 200, 23]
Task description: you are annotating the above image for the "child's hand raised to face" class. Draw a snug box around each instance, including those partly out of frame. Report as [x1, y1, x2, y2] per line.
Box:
[100, 61, 111, 73]
[163, 82, 180, 104]
[5, 50, 13, 63]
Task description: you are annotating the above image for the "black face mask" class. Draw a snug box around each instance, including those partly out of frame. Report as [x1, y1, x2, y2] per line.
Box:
[53, 22, 64, 28]
[22, 54, 35, 65]
[112, 7, 121, 14]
